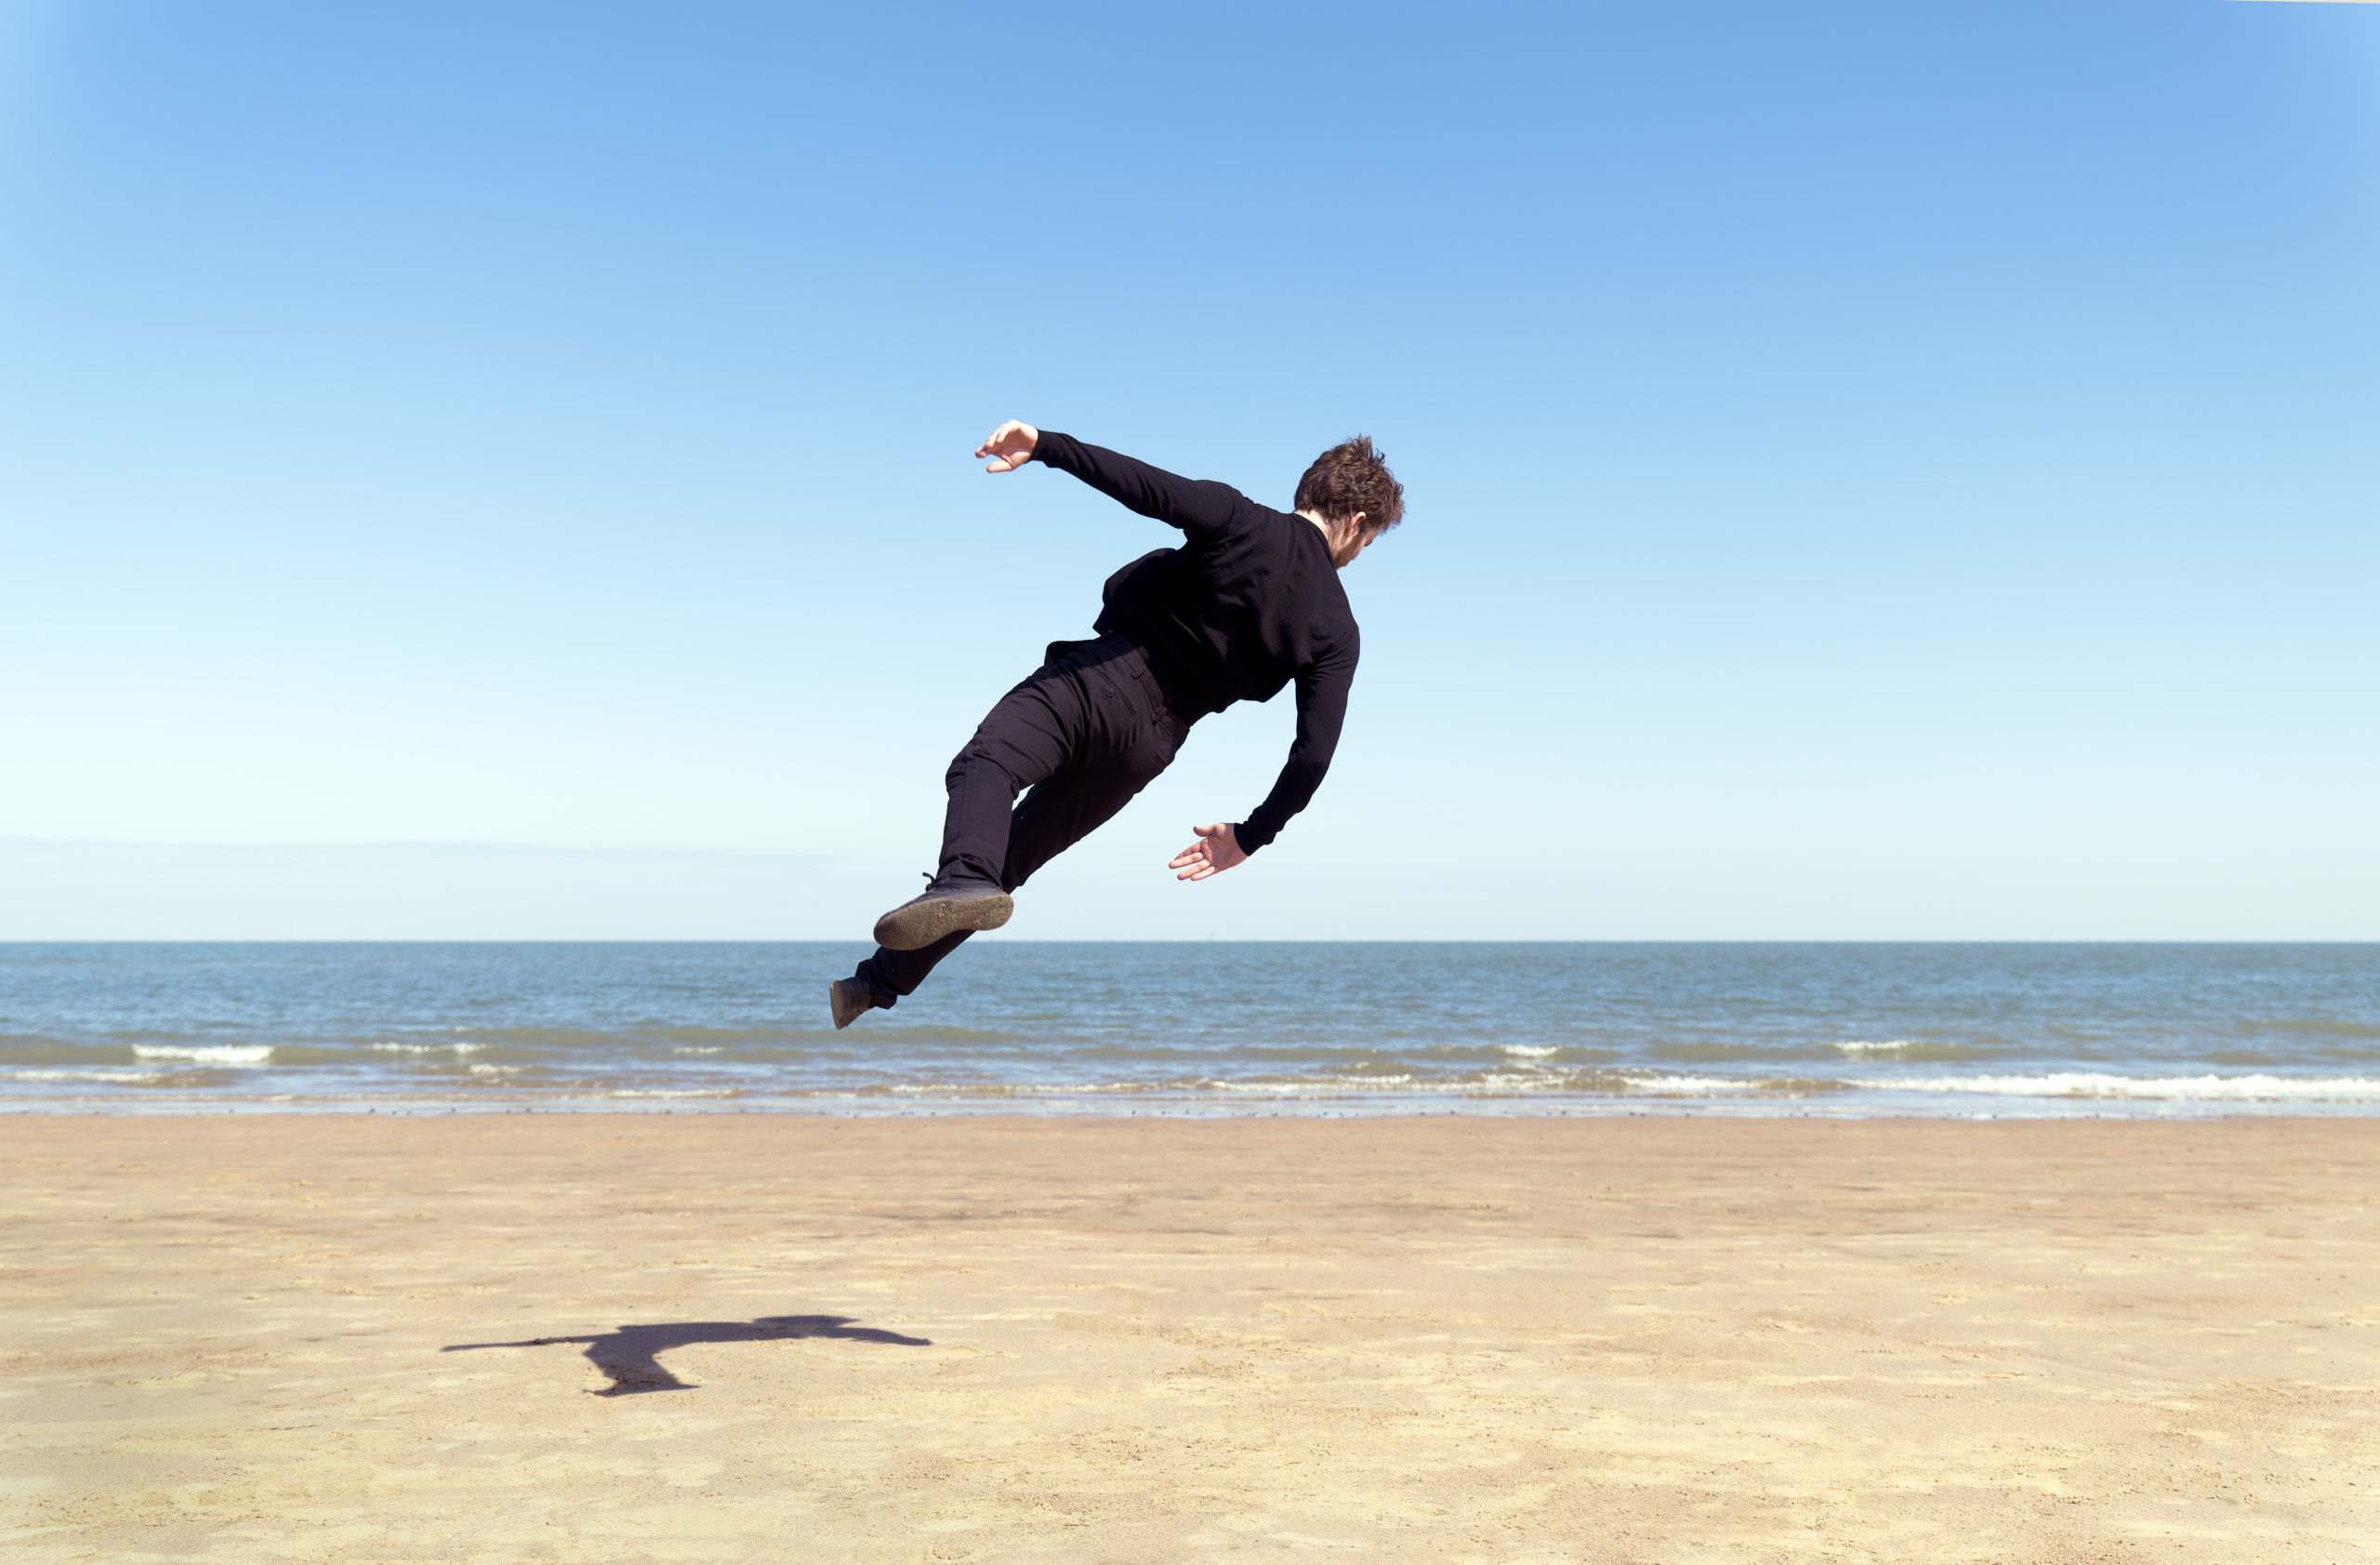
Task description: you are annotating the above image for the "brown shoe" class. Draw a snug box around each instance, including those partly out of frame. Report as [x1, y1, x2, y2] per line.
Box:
[827, 977, 878, 1031]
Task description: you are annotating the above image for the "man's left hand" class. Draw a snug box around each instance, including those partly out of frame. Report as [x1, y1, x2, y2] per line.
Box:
[975, 420, 1039, 472]
[1169, 823, 1247, 882]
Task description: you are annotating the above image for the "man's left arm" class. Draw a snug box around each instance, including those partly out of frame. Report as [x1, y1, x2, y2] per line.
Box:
[1169, 642, 1356, 881]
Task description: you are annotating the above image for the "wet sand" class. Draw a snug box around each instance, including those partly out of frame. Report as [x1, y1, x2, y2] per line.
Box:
[4, 1114, 2376, 1562]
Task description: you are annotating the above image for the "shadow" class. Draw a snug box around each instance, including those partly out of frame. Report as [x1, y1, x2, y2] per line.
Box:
[443, 1313, 932, 1396]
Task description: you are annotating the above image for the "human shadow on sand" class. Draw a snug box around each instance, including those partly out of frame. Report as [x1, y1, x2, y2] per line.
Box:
[443, 1314, 932, 1396]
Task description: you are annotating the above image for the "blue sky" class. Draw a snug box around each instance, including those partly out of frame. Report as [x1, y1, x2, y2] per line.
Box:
[2, 0, 2374, 939]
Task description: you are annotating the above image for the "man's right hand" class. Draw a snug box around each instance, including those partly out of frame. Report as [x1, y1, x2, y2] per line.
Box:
[1169, 823, 1248, 882]
[976, 420, 1039, 473]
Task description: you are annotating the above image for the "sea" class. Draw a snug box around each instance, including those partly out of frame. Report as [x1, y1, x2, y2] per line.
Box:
[1, 942, 2374, 1118]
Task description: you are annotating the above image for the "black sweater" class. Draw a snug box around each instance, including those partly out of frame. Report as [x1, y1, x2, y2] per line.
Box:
[1033, 431, 1359, 855]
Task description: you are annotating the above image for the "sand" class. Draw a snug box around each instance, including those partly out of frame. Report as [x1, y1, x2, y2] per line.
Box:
[3, 1113, 2376, 1563]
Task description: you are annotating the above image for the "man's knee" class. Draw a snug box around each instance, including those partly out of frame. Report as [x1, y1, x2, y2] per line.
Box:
[945, 738, 1016, 796]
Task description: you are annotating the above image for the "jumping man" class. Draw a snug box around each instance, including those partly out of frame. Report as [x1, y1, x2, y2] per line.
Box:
[828, 420, 1403, 1028]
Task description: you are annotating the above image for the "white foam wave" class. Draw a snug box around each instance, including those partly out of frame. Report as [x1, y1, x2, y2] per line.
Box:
[7, 1068, 160, 1083]
[467, 1063, 522, 1076]
[1209, 1074, 1419, 1092]
[132, 1045, 272, 1067]
[371, 1041, 483, 1055]
[671, 1046, 722, 1055]
[1857, 1073, 2380, 1102]
[1500, 1044, 1560, 1059]
[889, 1081, 1132, 1095]
[1622, 1074, 1776, 1094]
[1831, 1041, 1924, 1056]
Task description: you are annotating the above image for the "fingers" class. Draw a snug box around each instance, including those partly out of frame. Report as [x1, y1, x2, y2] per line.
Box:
[1170, 825, 1236, 881]
[979, 430, 1025, 471]
[1170, 825, 1223, 878]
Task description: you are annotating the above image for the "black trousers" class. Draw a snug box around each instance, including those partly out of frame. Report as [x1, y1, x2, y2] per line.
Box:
[853, 634, 1193, 1007]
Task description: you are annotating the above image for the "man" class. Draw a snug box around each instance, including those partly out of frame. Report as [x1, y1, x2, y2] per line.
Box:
[828, 419, 1403, 1028]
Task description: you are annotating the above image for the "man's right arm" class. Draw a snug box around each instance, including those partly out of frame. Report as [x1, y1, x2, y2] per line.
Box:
[1235, 637, 1356, 855]
[1025, 429, 1245, 537]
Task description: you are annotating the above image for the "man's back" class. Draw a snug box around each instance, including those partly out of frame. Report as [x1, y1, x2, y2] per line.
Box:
[1030, 432, 1359, 719]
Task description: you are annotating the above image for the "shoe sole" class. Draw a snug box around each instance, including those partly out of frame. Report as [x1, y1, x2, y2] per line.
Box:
[872, 892, 1013, 951]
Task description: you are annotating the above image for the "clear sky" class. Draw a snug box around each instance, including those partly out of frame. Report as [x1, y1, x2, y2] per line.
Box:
[2, 0, 2374, 940]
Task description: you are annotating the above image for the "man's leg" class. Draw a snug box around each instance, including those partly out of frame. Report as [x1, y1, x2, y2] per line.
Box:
[850, 736, 1185, 1008]
[998, 704, 1187, 893]
[844, 642, 1187, 1015]
[850, 925, 971, 1010]
[847, 649, 1102, 1008]
[867, 652, 1093, 951]
[936, 686, 1078, 888]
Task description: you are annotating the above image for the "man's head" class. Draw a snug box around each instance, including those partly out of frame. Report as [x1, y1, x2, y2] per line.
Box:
[1294, 435, 1403, 568]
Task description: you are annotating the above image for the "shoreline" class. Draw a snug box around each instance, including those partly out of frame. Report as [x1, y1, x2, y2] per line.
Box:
[9, 1114, 2377, 1560]
[9, 1095, 2380, 1119]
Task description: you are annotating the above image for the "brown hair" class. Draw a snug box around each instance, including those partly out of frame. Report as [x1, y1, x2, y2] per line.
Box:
[1294, 434, 1404, 535]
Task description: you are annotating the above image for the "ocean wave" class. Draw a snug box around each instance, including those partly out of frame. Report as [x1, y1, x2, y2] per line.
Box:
[371, 1041, 483, 1055]
[1207, 1075, 1415, 1093]
[409, 1023, 1020, 1048]
[0, 1033, 86, 1053]
[893, 1080, 1149, 1096]
[7, 1068, 161, 1084]
[2254, 1019, 2380, 1039]
[602, 1088, 740, 1099]
[1500, 1044, 1561, 1058]
[1855, 1073, 2380, 1101]
[131, 1045, 272, 1067]
[1621, 1073, 1847, 1094]
[888, 1070, 1839, 1098]
[1831, 1040, 1982, 1063]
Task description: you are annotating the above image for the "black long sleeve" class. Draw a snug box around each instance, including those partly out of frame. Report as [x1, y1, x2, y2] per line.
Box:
[1033, 431, 1362, 853]
[1029, 430, 1243, 537]
[1237, 635, 1357, 852]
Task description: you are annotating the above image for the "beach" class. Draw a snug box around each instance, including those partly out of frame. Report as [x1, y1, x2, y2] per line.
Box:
[7, 1115, 2375, 1561]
